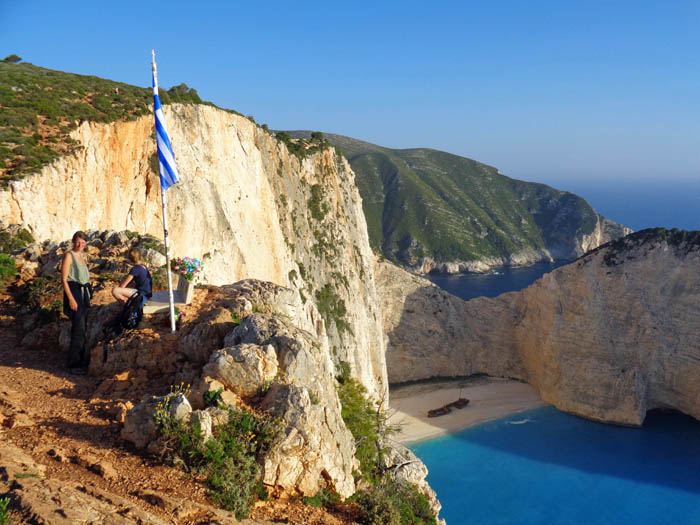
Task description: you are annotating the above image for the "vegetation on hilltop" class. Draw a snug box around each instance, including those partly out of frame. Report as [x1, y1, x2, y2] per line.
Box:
[289, 131, 609, 267]
[274, 130, 334, 159]
[0, 58, 231, 186]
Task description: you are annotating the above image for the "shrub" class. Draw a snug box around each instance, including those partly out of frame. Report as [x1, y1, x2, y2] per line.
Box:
[315, 284, 350, 336]
[0, 228, 34, 252]
[302, 488, 341, 509]
[308, 184, 328, 221]
[155, 404, 279, 519]
[0, 254, 16, 285]
[203, 388, 223, 408]
[335, 364, 436, 523]
[336, 367, 383, 480]
[37, 300, 62, 325]
[2, 54, 21, 63]
[140, 238, 166, 256]
[355, 480, 436, 525]
[149, 265, 168, 291]
[14, 274, 62, 310]
[0, 496, 9, 525]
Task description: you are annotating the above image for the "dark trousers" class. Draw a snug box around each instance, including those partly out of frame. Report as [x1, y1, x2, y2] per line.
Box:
[67, 311, 89, 369]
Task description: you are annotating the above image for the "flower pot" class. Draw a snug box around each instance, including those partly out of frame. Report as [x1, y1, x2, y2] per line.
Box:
[176, 274, 194, 304]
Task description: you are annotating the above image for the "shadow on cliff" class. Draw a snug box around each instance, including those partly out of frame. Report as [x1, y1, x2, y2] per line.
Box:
[444, 406, 700, 495]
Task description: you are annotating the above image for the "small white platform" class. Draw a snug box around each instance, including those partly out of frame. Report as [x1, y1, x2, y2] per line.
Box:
[143, 275, 194, 314]
[143, 291, 187, 314]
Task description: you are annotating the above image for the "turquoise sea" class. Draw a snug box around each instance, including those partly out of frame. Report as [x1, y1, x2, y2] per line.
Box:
[416, 180, 700, 524]
[412, 407, 700, 525]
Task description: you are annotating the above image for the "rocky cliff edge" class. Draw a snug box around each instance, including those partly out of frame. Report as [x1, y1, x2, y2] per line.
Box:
[379, 228, 700, 426]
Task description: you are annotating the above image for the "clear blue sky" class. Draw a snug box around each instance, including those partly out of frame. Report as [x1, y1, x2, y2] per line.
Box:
[2, 0, 699, 186]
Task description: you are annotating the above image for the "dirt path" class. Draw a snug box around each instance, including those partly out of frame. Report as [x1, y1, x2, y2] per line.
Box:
[0, 292, 352, 524]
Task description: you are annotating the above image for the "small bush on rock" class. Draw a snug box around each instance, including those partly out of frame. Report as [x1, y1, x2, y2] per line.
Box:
[0, 228, 34, 252]
[336, 369, 383, 480]
[14, 274, 62, 310]
[302, 488, 342, 509]
[336, 364, 437, 524]
[155, 403, 279, 520]
[0, 254, 16, 285]
[203, 388, 223, 408]
[0, 496, 9, 525]
[355, 479, 436, 525]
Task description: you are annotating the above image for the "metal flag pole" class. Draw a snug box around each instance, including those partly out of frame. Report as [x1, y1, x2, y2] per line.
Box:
[152, 50, 177, 333]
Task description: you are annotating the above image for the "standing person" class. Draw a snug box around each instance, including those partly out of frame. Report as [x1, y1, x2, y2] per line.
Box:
[61, 231, 92, 375]
[112, 247, 153, 304]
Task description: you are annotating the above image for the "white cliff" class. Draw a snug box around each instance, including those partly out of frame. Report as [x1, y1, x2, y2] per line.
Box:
[0, 105, 386, 398]
[378, 229, 700, 426]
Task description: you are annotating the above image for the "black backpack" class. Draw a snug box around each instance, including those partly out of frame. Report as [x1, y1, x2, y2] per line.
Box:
[120, 291, 145, 330]
[102, 292, 146, 359]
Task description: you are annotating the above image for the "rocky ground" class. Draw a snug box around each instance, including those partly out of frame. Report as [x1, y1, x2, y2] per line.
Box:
[0, 233, 360, 524]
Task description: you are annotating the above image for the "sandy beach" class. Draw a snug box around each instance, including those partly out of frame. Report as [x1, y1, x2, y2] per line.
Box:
[388, 377, 546, 444]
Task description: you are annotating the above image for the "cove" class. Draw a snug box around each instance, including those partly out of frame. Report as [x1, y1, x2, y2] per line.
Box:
[411, 406, 700, 524]
[424, 261, 569, 301]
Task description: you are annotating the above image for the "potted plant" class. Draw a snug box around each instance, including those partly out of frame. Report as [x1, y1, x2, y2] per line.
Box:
[170, 256, 202, 304]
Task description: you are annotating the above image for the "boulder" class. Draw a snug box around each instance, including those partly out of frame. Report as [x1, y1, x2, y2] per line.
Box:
[23, 243, 41, 262]
[144, 248, 166, 267]
[121, 393, 191, 449]
[203, 344, 278, 398]
[105, 231, 129, 247]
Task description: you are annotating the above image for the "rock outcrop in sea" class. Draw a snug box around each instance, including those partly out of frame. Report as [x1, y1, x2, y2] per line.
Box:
[378, 228, 700, 426]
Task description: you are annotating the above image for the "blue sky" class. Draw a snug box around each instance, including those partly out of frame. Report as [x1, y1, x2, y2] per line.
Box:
[2, 1, 699, 186]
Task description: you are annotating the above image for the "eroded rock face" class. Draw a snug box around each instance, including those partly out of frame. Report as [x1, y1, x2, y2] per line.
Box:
[382, 442, 443, 521]
[236, 313, 358, 498]
[378, 229, 700, 426]
[114, 281, 358, 499]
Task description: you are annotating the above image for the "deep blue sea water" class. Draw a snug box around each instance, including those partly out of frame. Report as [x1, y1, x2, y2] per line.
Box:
[425, 261, 569, 301]
[412, 407, 700, 525]
[553, 178, 700, 233]
[416, 179, 700, 523]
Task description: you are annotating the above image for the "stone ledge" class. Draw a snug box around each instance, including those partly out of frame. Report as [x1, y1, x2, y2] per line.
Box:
[143, 291, 187, 314]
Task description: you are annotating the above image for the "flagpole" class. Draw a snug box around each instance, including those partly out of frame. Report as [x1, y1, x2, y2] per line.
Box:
[152, 50, 177, 333]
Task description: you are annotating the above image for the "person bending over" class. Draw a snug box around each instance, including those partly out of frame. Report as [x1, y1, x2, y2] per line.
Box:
[112, 248, 153, 303]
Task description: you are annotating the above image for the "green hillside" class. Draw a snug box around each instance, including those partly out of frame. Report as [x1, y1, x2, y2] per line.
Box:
[290, 131, 612, 265]
[0, 57, 228, 186]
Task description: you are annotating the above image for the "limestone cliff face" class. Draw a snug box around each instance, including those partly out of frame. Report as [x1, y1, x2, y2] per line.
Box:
[378, 229, 700, 426]
[0, 105, 386, 397]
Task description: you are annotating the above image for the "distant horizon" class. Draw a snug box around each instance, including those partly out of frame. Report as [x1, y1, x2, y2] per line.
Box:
[2, 1, 699, 185]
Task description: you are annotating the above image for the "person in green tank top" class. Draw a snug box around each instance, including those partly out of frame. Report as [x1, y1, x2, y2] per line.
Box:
[61, 231, 91, 375]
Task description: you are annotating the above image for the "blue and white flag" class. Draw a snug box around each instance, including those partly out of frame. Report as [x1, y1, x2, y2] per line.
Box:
[152, 71, 180, 190]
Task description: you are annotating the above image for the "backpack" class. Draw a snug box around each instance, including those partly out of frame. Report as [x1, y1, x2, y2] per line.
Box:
[120, 291, 146, 330]
[102, 292, 146, 360]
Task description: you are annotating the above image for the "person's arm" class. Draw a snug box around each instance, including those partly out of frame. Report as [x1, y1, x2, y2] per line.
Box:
[61, 252, 78, 311]
[118, 273, 135, 289]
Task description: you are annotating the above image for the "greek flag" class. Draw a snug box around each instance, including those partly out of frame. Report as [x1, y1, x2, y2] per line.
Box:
[152, 72, 180, 190]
